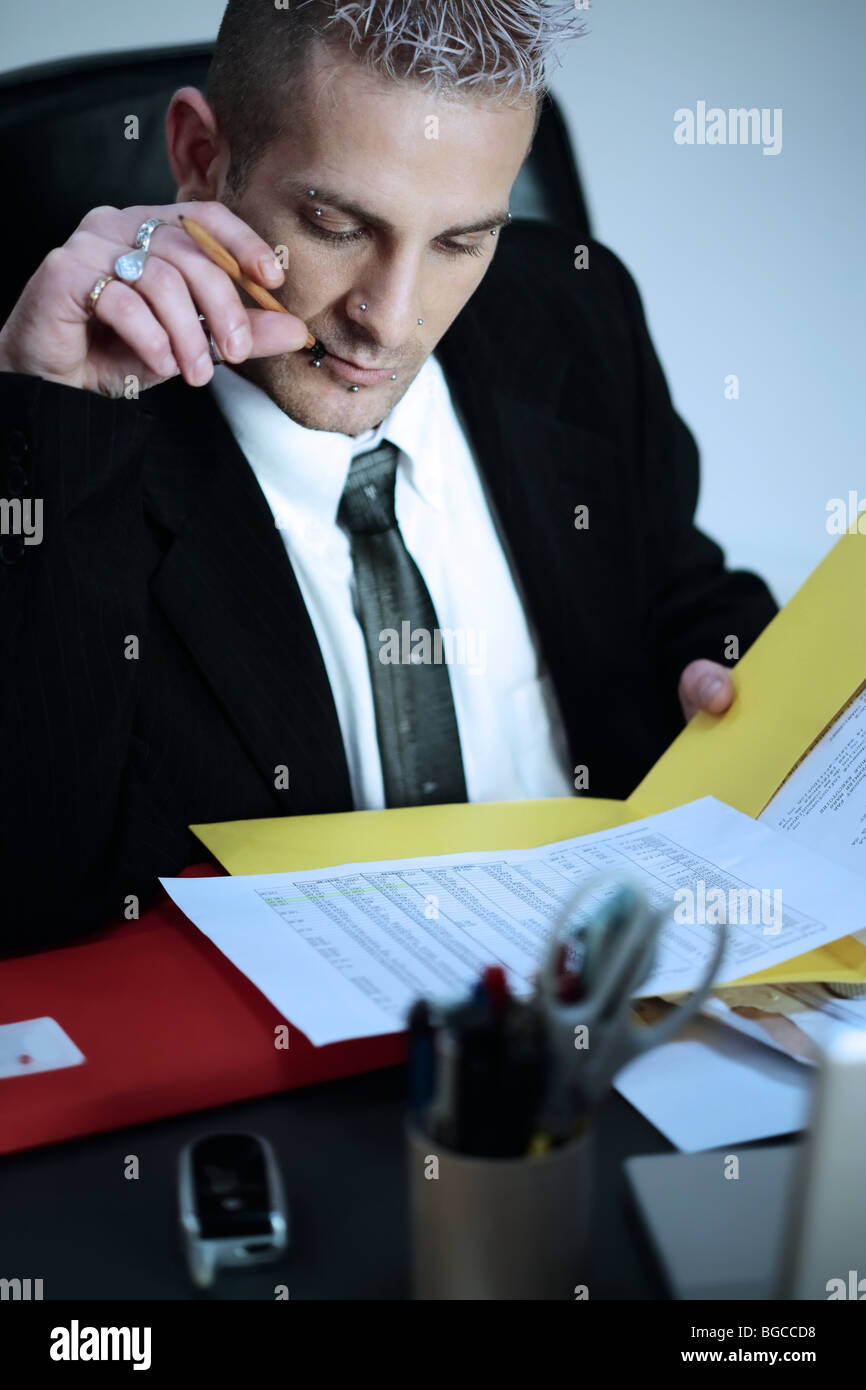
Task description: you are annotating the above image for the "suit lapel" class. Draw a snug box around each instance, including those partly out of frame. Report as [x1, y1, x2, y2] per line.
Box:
[141, 377, 353, 814]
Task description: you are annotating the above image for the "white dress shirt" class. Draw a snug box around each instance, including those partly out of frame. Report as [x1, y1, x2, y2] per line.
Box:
[208, 354, 574, 809]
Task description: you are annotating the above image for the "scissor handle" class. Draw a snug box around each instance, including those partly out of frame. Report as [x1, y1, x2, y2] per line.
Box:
[540, 874, 729, 1110]
[540, 870, 651, 1009]
[624, 914, 728, 1055]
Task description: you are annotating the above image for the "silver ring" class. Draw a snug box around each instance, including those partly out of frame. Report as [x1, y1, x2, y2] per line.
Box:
[135, 217, 164, 253]
[114, 218, 165, 283]
[114, 248, 148, 283]
[197, 314, 223, 365]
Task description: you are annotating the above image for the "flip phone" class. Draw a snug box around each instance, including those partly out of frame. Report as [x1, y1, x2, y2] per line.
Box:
[178, 1132, 289, 1288]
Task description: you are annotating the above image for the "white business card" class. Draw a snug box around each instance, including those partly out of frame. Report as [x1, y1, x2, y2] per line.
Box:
[0, 1017, 86, 1079]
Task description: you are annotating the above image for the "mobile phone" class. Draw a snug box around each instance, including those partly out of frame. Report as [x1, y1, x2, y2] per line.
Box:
[178, 1132, 289, 1288]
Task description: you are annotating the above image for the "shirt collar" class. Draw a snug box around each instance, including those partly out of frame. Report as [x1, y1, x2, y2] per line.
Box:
[208, 352, 447, 525]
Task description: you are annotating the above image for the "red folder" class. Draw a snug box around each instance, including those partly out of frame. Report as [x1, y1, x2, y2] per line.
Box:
[1, 866, 405, 1155]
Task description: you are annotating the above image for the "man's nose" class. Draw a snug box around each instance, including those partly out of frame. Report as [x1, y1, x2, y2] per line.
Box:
[344, 251, 424, 347]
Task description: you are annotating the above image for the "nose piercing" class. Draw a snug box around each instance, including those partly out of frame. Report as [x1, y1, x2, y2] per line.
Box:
[360, 303, 367, 311]
[417, 318, 423, 325]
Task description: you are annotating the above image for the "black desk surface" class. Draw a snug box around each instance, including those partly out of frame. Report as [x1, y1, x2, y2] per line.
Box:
[1, 1066, 670, 1299]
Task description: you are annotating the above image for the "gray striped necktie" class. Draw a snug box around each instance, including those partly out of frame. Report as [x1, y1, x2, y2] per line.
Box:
[338, 440, 467, 808]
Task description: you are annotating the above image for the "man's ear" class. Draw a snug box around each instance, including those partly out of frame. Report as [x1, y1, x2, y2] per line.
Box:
[165, 86, 228, 201]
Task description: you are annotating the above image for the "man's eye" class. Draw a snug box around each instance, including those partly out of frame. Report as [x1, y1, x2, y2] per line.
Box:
[436, 239, 487, 259]
[304, 219, 366, 245]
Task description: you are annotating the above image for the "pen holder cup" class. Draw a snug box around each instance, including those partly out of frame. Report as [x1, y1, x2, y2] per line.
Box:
[407, 1123, 593, 1300]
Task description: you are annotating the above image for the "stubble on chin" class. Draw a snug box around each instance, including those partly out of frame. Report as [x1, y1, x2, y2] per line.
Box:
[231, 353, 412, 435]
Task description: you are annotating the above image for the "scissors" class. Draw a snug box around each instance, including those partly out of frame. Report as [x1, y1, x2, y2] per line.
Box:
[534, 873, 727, 1138]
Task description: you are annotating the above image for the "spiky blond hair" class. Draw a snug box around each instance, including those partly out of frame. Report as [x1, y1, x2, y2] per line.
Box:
[208, 0, 586, 191]
[316, 0, 584, 98]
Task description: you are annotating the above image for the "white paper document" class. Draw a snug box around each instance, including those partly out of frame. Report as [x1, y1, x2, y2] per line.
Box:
[163, 796, 866, 1047]
[760, 684, 866, 880]
[614, 1016, 811, 1152]
[760, 684, 866, 948]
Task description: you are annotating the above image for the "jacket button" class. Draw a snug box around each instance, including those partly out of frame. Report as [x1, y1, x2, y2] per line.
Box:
[5, 463, 27, 496]
[6, 428, 29, 464]
[0, 535, 26, 564]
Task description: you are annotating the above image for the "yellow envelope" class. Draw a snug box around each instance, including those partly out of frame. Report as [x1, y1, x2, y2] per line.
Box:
[193, 796, 627, 875]
[629, 530, 866, 822]
[626, 531, 866, 987]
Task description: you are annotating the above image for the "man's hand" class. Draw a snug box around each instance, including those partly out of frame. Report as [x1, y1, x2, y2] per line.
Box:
[0, 202, 311, 397]
[678, 659, 735, 722]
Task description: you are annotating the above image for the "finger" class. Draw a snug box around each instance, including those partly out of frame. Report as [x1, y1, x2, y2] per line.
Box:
[159, 226, 311, 358]
[109, 218, 303, 363]
[71, 222, 255, 367]
[73, 218, 253, 365]
[57, 230, 199, 380]
[116, 253, 218, 386]
[88, 277, 179, 379]
[171, 200, 286, 288]
[142, 226, 310, 358]
[244, 307, 317, 358]
[678, 659, 735, 722]
[112, 202, 286, 289]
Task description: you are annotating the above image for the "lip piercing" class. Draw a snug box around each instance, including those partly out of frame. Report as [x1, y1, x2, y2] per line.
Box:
[348, 385, 360, 392]
[391, 374, 397, 380]
[307, 189, 316, 196]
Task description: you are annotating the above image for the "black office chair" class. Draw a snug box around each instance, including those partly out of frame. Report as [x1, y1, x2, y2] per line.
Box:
[0, 44, 591, 324]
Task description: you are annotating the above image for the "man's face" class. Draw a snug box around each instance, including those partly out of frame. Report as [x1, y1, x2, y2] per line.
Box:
[216, 45, 535, 434]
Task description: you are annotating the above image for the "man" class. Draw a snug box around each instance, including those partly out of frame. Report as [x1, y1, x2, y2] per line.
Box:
[0, 0, 776, 952]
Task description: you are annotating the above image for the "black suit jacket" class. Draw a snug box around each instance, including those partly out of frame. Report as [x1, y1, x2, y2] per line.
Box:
[0, 223, 776, 951]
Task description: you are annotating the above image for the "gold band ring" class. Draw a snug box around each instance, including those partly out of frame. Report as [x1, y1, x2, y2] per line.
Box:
[86, 274, 116, 317]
